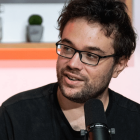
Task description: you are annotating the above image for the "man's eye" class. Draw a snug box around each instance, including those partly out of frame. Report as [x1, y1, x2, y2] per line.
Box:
[64, 46, 71, 51]
[87, 53, 96, 58]
[85, 53, 99, 61]
[62, 46, 73, 53]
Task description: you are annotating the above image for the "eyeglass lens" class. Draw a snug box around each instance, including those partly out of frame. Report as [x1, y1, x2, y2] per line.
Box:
[57, 44, 99, 65]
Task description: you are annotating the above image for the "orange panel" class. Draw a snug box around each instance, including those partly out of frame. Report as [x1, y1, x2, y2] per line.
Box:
[0, 48, 57, 60]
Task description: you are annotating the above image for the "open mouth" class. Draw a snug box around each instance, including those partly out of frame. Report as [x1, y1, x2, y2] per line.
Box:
[66, 74, 82, 81]
[67, 75, 78, 81]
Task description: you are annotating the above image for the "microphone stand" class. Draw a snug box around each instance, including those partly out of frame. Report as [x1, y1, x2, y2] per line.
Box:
[80, 127, 115, 140]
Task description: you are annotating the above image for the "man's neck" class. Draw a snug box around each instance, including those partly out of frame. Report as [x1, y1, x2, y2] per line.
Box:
[57, 87, 109, 131]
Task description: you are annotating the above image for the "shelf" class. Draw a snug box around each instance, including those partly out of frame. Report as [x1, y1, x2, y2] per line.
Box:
[0, 43, 56, 48]
[0, 42, 134, 67]
[0, 43, 57, 59]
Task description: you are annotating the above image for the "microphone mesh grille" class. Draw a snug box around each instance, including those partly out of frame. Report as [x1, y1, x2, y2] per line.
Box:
[84, 99, 107, 126]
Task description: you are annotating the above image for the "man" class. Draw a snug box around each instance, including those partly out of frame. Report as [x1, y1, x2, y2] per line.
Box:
[0, 0, 139, 140]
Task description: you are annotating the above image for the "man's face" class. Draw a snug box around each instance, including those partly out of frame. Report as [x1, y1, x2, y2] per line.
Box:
[56, 18, 116, 103]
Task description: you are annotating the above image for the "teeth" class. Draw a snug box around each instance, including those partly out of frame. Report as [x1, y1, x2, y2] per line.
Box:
[68, 76, 77, 81]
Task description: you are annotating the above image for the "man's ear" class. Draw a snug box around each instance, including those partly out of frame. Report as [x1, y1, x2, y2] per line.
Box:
[112, 56, 128, 78]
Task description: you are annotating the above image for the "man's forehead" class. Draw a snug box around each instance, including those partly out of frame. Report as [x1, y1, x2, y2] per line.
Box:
[63, 18, 114, 39]
[64, 18, 115, 38]
[61, 21, 115, 55]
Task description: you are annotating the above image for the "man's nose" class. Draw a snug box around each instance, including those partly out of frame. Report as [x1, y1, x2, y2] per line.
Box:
[67, 52, 83, 70]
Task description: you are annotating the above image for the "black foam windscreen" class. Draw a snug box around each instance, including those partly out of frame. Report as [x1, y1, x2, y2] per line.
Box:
[84, 99, 107, 127]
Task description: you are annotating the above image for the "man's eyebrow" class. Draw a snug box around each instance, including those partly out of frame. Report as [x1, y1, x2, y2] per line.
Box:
[61, 38, 74, 45]
[86, 46, 105, 54]
[61, 38, 105, 54]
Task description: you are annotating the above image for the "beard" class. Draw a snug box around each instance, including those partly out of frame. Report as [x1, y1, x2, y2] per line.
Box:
[56, 63, 114, 104]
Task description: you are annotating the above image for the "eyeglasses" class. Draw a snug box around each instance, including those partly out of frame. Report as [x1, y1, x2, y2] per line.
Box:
[56, 40, 116, 66]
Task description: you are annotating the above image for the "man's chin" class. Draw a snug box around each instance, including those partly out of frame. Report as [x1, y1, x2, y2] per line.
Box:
[62, 85, 82, 95]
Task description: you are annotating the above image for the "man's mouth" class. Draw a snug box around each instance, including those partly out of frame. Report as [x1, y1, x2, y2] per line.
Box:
[62, 71, 86, 86]
[67, 75, 79, 81]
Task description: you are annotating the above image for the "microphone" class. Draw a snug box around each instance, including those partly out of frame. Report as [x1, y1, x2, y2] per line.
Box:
[84, 99, 111, 140]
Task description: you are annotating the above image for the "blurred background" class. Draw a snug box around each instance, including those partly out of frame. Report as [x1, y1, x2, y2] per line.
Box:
[0, 0, 139, 105]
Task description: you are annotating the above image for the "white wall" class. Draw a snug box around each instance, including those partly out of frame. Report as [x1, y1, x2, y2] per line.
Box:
[109, 0, 140, 103]
[0, 3, 64, 42]
[0, 1, 140, 105]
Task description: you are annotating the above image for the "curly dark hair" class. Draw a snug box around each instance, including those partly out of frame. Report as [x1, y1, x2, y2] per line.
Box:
[57, 0, 136, 63]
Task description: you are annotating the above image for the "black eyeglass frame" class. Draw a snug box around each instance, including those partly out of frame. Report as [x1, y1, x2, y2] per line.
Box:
[56, 40, 116, 66]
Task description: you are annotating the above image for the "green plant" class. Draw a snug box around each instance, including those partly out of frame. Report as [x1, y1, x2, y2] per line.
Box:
[28, 15, 43, 25]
